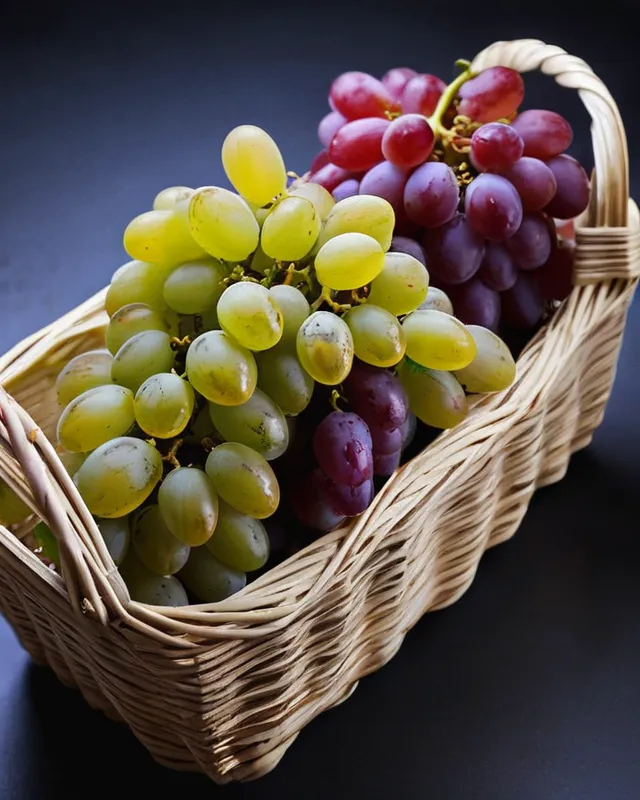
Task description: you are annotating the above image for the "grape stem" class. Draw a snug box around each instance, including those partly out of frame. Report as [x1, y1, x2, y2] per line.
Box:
[310, 286, 351, 313]
[330, 389, 347, 412]
[162, 438, 183, 469]
[427, 65, 475, 144]
[169, 335, 192, 351]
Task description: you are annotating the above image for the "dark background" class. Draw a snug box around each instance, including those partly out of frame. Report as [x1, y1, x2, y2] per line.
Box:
[1, 1, 639, 798]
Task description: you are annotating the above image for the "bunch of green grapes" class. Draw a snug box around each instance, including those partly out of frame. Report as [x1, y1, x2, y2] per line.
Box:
[35, 123, 516, 609]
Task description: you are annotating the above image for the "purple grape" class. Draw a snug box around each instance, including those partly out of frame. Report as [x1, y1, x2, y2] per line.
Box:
[478, 242, 518, 291]
[535, 239, 575, 303]
[457, 67, 525, 123]
[382, 67, 418, 99]
[503, 157, 557, 212]
[343, 362, 409, 431]
[512, 109, 573, 160]
[370, 424, 403, 455]
[465, 173, 523, 241]
[312, 411, 373, 487]
[447, 279, 501, 331]
[289, 470, 346, 532]
[325, 475, 375, 517]
[359, 160, 408, 215]
[543, 155, 590, 220]
[400, 411, 417, 451]
[501, 272, 544, 330]
[318, 110, 347, 148]
[423, 213, 485, 285]
[373, 449, 402, 477]
[404, 162, 459, 228]
[470, 122, 524, 174]
[310, 163, 354, 192]
[505, 213, 552, 270]
[332, 178, 360, 202]
[389, 235, 427, 266]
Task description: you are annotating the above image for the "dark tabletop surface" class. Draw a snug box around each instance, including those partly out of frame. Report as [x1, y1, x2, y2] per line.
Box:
[1, 1, 639, 798]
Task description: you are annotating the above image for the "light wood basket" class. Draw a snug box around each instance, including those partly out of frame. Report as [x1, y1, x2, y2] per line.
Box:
[0, 39, 638, 783]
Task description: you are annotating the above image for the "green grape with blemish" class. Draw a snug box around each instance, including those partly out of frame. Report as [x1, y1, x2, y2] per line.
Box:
[57, 384, 135, 453]
[261, 196, 321, 261]
[95, 515, 131, 566]
[205, 442, 279, 519]
[453, 325, 517, 393]
[343, 304, 406, 368]
[188, 186, 259, 263]
[105, 260, 175, 316]
[368, 252, 430, 316]
[316, 194, 395, 251]
[111, 329, 175, 393]
[120, 549, 189, 607]
[216, 282, 283, 351]
[158, 467, 219, 546]
[134, 373, 195, 439]
[296, 311, 354, 385]
[397, 359, 469, 429]
[55, 349, 114, 407]
[315, 232, 384, 291]
[106, 303, 171, 356]
[402, 309, 477, 371]
[419, 286, 454, 315]
[186, 330, 257, 406]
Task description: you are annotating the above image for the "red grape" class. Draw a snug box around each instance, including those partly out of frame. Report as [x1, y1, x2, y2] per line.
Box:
[325, 475, 375, 516]
[404, 162, 459, 228]
[457, 67, 525, 123]
[382, 67, 418, 99]
[465, 173, 523, 241]
[512, 109, 573, 159]
[370, 424, 403, 455]
[318, 110, 347, 148]
[312, 411, 373, 487]
[309, 149, 330, 174]
[289, 470, 346, 532]
[329, 117, 389, 172]
[505, 213, 553, 270]
[401, 73, 447, 116]
[332, 178, 360, 201]
[389, 235, 427, 266]
[309, 162, 354, 192]
[373, 449, 402, 477]
[543, 155, 590, 219]
[330, 71, 400, 120]
[503, 157, 557, 211]
[501, 272, 543, 330]
[423, 213, 485, 285]
[470, 122, 524, 173]
[359, 160, 408, 215]
[535, 239, 575, 302]
[382, 114, 435, 169]
[478, 242, 518, 291]
[447, 278, 501, 331]
[343, 362, 409, 431]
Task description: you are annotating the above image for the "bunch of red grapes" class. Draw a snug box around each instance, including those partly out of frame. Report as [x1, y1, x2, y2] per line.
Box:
[308, 65, 588, 336]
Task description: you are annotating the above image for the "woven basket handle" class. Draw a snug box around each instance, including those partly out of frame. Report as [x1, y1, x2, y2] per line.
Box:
[470, 38, 639, 284]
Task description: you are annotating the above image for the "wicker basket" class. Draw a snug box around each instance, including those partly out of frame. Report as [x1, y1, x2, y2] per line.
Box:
[0, 38, 638, 784]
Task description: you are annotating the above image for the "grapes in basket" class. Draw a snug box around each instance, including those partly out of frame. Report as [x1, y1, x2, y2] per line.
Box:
[3, 57, 589, 609]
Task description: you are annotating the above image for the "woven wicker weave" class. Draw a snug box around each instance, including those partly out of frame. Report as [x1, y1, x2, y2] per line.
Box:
[0, 38, 638, 783]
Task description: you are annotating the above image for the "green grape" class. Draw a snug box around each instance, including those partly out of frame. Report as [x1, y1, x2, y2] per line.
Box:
[216, 282, 283, 351]
[95, 515, 131, 566]
[111, 330, 175, 393]
[250, 204, 270, 227]
[343, 304, 406, 368]
[120, 549, 189, 606]
[397, 359, 469, 429]
[186, 330, 257, 406]
[55, 349, 114, 406]
[419, 286, 454, 315]
[153, 186, 194, 211]
[368, 252, 429, 316]
[134, 373, 195, 439]
[57, 385, 135, 453]
[158, 467, 219, 546]
[206, 499, 269, 572]
[261, 196, 321, 261]
[269, 285, 310, 343]
[256, 344, 314, 416]
[55, 446, 87, 476]
[105, 260, 174, 316]
[132, 505, 190, 575]
[205, 442, 279, 519]
[106, 303, 170, 356]
[454, 325, 517, 393]
[162, 258, 227, 315]
[296, 311, 354, 385]
[221, 125, 287, 207]
[209, 387, 289, 461]
[73, 437, 163, 518]
[288, 182, 335, 221]
[315, 232, 384, 291]
[179, 546, 246, 603]
[316, 194, 395, 251]
[250, 242, 275, 275]
[188, 186, 260, 262]
[0, 479, 31, 527]
[402, 309, 477, 371]
[123, 209, 206, 264]
[34, 522, 60, 568]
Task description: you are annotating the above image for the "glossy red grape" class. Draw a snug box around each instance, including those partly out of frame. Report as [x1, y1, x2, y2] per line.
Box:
[470, 122, 524, 173]
[330, 71, 400, 120]
[382, 114, 435, 169]
[503, 157, 557, 211]
[478, 242, 518, 291]
[318, 110, 347, 148]
[389, 235, 427, 266]
[373, 449, 402, 477]
[501, 272, 544, 330]
[446, 278, 501, 331]
[370, 424, 403, 455]
[332, 178, 360, 201]
[535, 239, 575, 302]
[289, 470, 346, 532]
[343, 362, 409, 431]
[512, 109, 573, 159]
[358, 160, 408, 215]
[329, 117, 389, 172]
[543, 155, 590, 219]
[309, 163, 353, 192]
[325, 475, 375, 517]
[465, 173, 523, 241]
[458, 67, 525, 123]
[310, 149, 330, 174]
[423, 213, 485, 285]
[382, 67, 418, 99]
[404, 162, 459, 228]
[401, 73, 447, 116]
[505, 213, 553, 270]
[312, 411, 373, 487]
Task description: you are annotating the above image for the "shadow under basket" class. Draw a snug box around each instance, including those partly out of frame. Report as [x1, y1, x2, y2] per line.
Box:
[1, 38, 639, 783]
